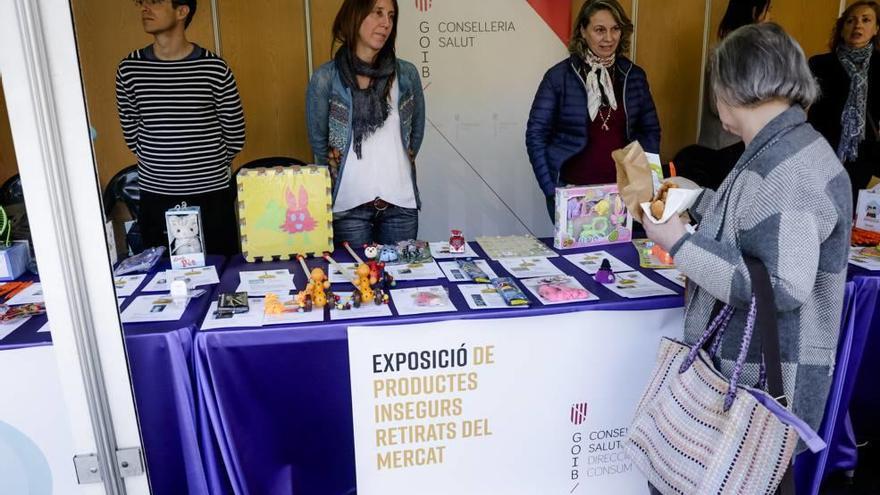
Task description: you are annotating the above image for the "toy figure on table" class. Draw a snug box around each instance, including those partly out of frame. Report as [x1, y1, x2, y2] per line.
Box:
[369, 261, 395, 302]
[449, 230, 466, 254]
[396, 239, 432, 264]
[264, 293, 300, 315]
[594, 258, 616, 284]
[351, 264, 375, 307]
[378, 245, 399, 263]
[364, 245, 379, 260]
[294, 257, 332, 311]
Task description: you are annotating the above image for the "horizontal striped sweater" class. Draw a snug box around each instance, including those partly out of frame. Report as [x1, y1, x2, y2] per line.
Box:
[115, 44, 245, 195]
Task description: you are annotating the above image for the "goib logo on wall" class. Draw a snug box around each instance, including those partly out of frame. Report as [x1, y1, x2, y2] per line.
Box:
[415, 0, 432, 12]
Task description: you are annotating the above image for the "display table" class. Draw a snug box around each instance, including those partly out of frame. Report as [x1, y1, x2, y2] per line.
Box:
[0, 255, 226, 495]
[0, 273, 48, 350]
[194, 242, 686, 495]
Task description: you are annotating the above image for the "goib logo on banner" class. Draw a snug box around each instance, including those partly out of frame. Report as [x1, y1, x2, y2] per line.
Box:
[570, 402, 588, 425]
[415, 0, 432, 12]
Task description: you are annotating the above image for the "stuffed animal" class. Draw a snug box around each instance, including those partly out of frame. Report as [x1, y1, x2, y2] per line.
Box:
[364, 245, 379, 259]
[168, 215, 202, 255]
[378, 245, 398, 263]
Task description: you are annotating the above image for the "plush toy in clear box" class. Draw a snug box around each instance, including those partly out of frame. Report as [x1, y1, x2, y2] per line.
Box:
[553, 184, 632, 249]
[166, 203, 206, 269]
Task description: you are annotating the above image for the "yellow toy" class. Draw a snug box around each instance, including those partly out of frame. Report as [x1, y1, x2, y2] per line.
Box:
[352, 264, 374, 305]
[295, 256, 331, 309]
[264, 293, 288, 314]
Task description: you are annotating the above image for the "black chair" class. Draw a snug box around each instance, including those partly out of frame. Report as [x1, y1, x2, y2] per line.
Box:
[0, 174, 23, 205]
[231, 156, 310, 191]
[103, 164, 140, 220]
[102, 164, 142, 253]
[238, 156, 308, 170]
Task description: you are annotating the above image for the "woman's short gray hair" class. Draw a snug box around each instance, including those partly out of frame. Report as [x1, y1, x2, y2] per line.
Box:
[711, 23, 819, 108]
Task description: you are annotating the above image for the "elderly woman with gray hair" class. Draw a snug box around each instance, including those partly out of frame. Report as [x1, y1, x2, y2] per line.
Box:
[643, 22, 851, 494]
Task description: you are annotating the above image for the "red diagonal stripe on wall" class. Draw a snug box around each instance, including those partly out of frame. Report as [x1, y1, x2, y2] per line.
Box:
[526, 0, 571, 46]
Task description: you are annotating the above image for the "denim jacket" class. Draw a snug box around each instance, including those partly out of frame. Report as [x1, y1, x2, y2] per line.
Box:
[306, 58, 426, 208]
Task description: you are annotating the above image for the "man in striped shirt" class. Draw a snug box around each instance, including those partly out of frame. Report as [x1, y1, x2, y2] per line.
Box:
[116, 0, 245, 255]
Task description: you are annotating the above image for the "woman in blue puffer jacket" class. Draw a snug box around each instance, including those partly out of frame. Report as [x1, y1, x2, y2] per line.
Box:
[526, 0, 660, 220]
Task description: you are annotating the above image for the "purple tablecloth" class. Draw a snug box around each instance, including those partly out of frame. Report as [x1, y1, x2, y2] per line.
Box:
[195, 242, 686, 495]
[0, 256, 226, 495]
[846, 267, 880, 453]
[0, 273, 48, 351]
[122, 255, 225, 495]
[792, 279, 871, 494]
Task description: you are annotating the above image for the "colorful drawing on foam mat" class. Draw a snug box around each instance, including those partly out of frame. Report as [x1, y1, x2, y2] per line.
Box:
[237, 166, 333, 261]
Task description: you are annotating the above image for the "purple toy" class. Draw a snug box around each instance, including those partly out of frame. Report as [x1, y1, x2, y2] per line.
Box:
[594, 258, 616, 284]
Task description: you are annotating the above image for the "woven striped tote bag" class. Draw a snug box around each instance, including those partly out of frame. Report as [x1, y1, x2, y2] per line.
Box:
[624, 257, 826, 494]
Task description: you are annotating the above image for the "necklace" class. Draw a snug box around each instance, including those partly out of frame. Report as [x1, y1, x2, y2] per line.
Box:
[597, 105, 612, 131]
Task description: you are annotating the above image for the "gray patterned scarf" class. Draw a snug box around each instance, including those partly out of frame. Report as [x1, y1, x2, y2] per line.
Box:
[837, 44, 874, 162]
[335, 48, 396, 159]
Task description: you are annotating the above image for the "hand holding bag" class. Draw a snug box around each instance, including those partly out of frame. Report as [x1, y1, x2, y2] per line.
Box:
[624, 257, 826, 494]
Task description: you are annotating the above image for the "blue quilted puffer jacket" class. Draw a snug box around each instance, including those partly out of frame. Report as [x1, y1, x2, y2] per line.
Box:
[526, 54, 661, 197]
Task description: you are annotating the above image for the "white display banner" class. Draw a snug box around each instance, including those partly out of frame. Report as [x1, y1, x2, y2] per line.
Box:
[0, 346, 79, 493]
[348, 307, 685, 494]
[397, 0, 569, 240]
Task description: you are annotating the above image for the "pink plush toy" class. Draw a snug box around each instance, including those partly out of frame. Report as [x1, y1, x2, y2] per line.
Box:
[538, 283, 590, 302]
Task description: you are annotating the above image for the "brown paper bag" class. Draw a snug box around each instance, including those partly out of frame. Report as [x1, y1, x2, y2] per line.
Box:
[613, 141, 654, 223]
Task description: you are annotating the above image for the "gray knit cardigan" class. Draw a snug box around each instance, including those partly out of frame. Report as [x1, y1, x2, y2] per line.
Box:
[669, 106, 852, 435]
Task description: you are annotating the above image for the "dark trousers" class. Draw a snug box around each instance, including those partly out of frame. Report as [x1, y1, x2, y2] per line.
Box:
[332, 203, 418, 246]
[139, 187, 239, 256]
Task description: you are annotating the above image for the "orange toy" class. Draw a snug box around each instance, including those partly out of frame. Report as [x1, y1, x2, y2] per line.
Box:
[264, 293, 288, 314]
[352, 264, 375, 305]
[295, 266, 331, 309]
[651, 244, 674, 265]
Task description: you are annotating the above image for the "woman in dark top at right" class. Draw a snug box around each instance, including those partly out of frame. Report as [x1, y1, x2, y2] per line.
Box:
[809, 1, 880, 203]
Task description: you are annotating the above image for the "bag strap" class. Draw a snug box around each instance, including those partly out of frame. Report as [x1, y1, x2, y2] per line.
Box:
[744, 256, 787, 407]
[679, 303, 733, 374]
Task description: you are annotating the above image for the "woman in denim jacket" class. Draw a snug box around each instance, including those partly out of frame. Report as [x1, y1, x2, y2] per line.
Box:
[526, 0, 660, 221]
[307, 0, 425, 246]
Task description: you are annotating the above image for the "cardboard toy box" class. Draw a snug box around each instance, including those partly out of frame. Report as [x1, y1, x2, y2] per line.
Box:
[0, 242, 28, 281]
[554, 184, 633, 249]
[166, 204, 206, 269]
[856, 188, 880, 233]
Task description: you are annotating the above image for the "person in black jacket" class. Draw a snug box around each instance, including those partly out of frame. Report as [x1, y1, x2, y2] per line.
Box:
[809, 1, 880, 204]
[525, 0, 660, 221]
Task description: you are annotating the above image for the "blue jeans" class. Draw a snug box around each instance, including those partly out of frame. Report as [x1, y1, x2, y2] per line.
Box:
[333, 203, 418, 246]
